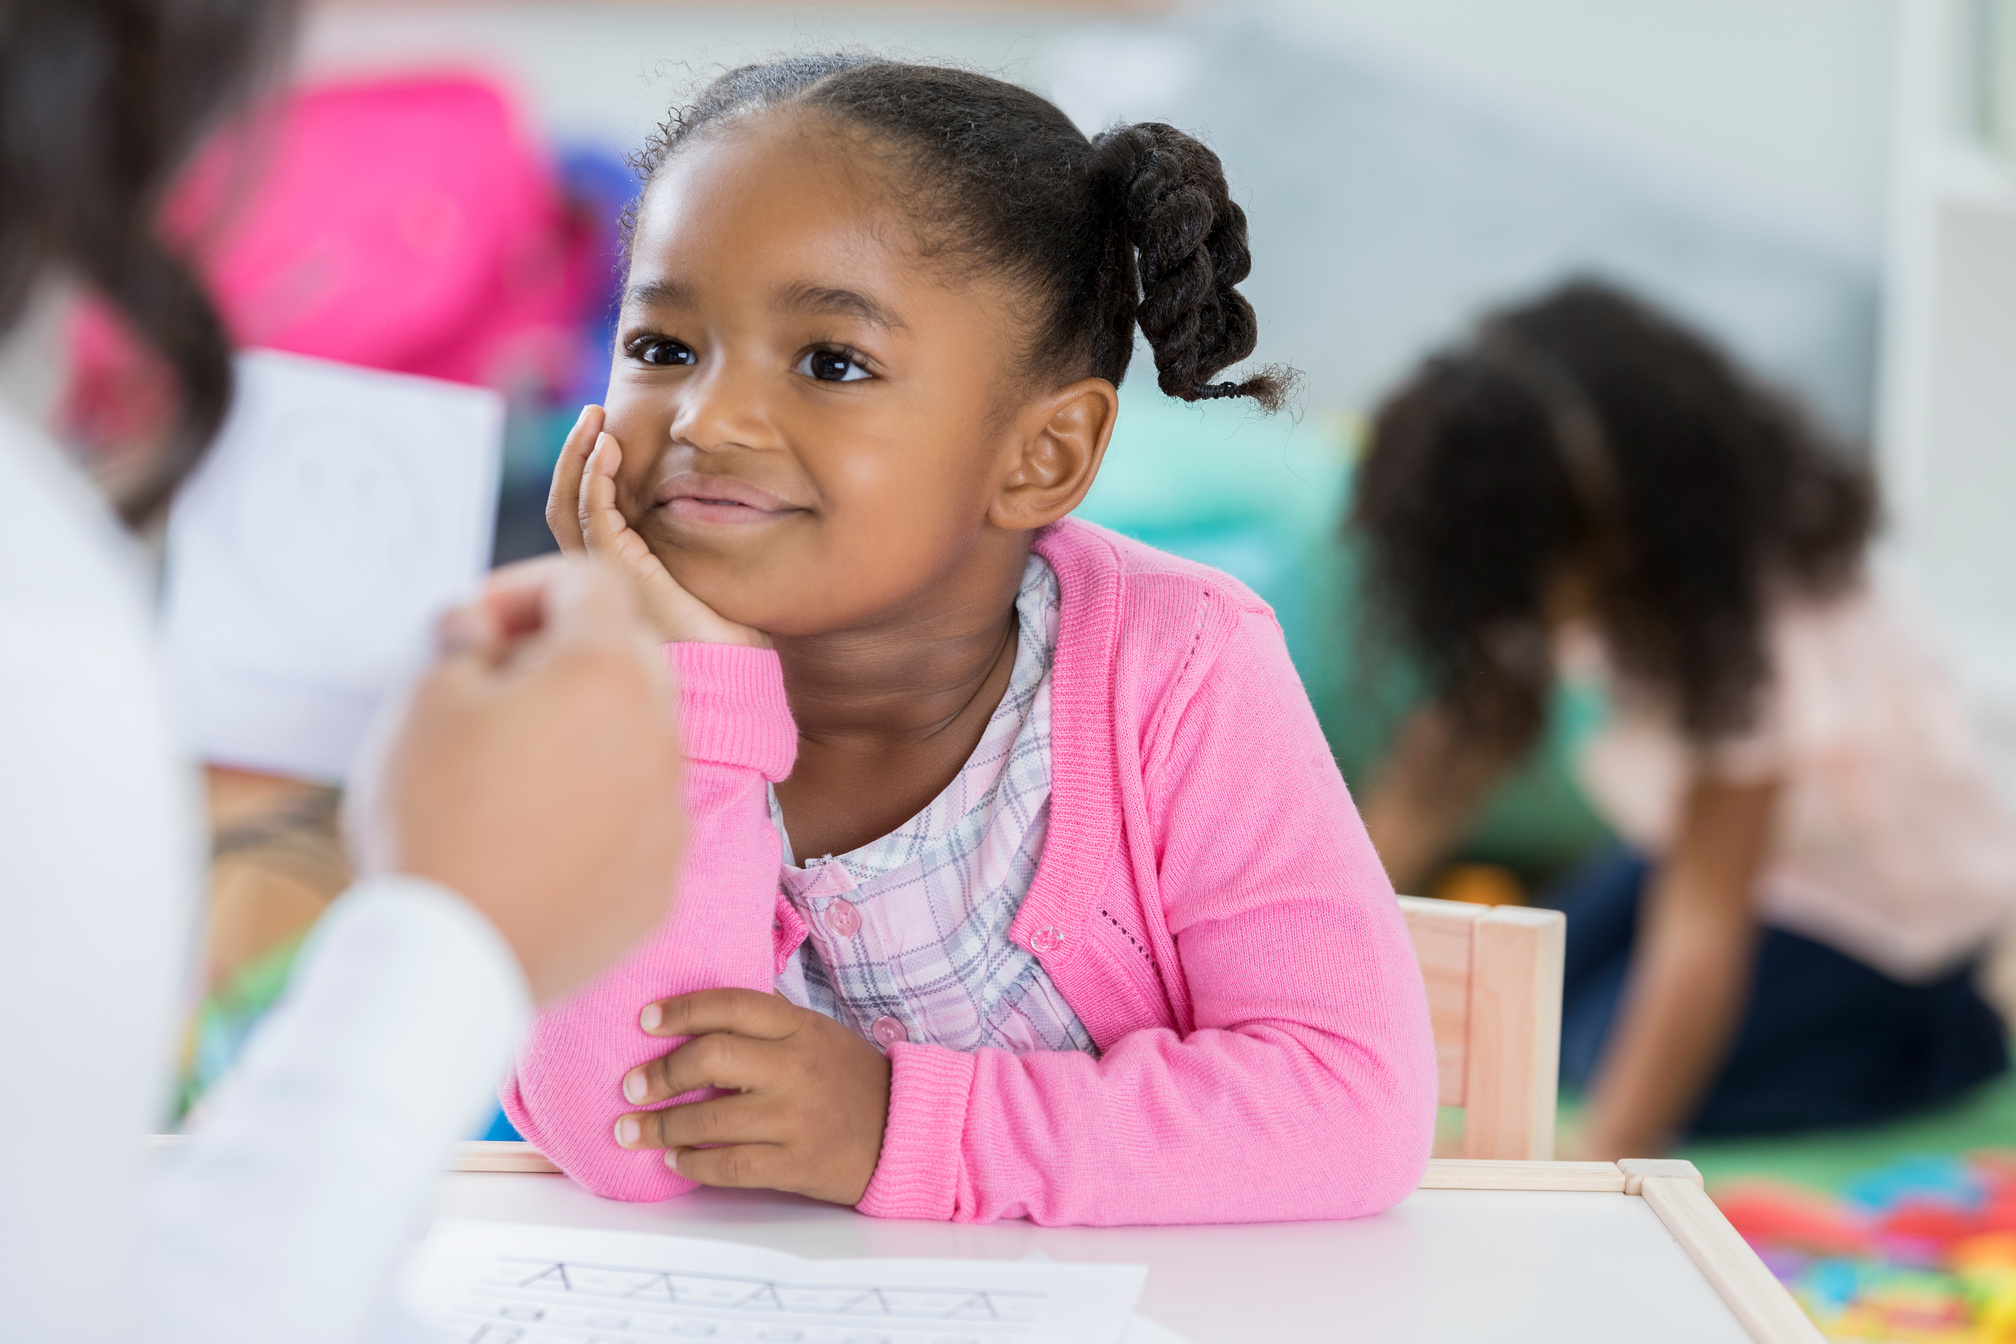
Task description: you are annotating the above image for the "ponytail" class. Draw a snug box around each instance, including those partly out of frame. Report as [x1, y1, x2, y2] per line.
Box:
[1092, 122, 1287, 410]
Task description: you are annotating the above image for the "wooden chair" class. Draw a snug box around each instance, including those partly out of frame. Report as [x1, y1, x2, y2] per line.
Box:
[1398, 895, 1566, 1160]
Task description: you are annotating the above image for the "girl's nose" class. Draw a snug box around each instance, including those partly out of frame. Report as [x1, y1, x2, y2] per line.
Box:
[668, 354, 776, 456]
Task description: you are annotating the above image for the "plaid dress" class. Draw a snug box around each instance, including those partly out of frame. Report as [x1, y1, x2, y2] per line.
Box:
[772, 554, 1095, 1057]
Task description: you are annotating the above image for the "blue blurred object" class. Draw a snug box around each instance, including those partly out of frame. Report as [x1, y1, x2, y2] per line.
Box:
[1843, 1156, 1985, 1214]
[555, 144, 639, 405]
[493, 143, 640, 565]
[1799, 1258, 1864, 1317]
[482, 1107, 524, 1142]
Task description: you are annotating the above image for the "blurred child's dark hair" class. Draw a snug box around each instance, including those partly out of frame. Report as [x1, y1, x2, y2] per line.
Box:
[1351, 278, 1877, 754]
[626, 54, 1293, 412]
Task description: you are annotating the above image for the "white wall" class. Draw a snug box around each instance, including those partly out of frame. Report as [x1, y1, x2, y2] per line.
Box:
[1257, 0, 1899, 265]
[296, 3, 1105, 153]
[296, 1, 1896, 425]
[302, 0, 1899, 266]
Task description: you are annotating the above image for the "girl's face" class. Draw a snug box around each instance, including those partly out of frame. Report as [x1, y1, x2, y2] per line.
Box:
[602, 113, 1055, 638]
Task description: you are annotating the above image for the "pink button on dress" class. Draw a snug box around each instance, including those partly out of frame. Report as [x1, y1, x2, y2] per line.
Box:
[870, 1016, 909, 1049]
[824, 898, 861, 938]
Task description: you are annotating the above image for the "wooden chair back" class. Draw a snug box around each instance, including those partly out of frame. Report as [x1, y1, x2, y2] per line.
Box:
[1398, 895, 1566, 1160]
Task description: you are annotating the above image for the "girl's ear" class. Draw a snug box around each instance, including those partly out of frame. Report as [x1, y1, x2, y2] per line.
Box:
[989, 377, 1119, 531]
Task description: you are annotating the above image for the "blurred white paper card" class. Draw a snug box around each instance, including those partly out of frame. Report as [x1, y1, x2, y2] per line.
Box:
[405, 1219, 1148, 1344]
[164, 350, 501, 782]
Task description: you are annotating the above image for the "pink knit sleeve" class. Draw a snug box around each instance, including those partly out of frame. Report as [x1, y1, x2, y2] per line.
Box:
[500, 642, 796, 1202]
[856, 607, 1438, 1225]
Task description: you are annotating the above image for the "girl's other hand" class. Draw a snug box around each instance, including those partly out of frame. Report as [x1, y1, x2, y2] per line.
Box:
[612, 988, 892, 1206]
[546, 405, 770, 649]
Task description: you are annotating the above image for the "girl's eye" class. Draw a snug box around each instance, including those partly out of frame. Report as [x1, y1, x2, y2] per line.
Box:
[796, 348, 872, 383]
[629, 336, 695, 367]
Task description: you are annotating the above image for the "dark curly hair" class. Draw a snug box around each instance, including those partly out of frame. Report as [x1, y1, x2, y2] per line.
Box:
[0, 0, 294, 525]
[625, 54, 1292, 411]
[1351, 279, 1877, 754]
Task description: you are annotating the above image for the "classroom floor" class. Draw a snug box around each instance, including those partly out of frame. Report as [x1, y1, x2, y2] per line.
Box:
[1678, 1070, 2016, 1195]
[1672, 1065, 2016, 1341]
[1475, 1073, 2016, 1193]
[1428, 1069, 2016, 1189]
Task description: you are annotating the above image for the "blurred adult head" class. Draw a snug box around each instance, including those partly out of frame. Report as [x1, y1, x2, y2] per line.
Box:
[0, 0, 294, 524]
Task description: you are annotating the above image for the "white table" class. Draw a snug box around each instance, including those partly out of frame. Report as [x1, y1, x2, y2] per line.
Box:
[432, 1151, 1819, 1344]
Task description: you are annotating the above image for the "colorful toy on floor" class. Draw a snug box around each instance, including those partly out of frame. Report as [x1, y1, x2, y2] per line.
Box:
[1718, 1152, 2016, 1342]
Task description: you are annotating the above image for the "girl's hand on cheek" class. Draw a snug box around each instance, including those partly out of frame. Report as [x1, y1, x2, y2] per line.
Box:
[613, 988, 892, 1206]
[546, 406, 770, 649]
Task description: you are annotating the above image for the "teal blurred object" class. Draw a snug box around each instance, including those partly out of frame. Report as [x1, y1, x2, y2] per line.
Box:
[1076, 379, 1352, 684]
[1077, 380, 1610, 883]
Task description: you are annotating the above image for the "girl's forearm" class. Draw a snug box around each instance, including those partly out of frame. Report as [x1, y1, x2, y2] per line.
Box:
[1362, 706, 1514, 894]
[501, 645, 799, 1201]
[1582, 898, 1754, 1157]
[1582, 777, 1778, 1159]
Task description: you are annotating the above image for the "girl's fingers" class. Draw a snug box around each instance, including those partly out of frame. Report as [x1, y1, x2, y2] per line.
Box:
[578, 433, 687, 597]
[633, 1029, 783, 1105]
[579, 433, 631, 557]
[574, 430, 675, 587]
[549, 427, 770, 649]
[669, 1142, 793, 1190]
[543, 404, 604, 552]
[639, 988, 805, 1040]
[615, 1092, 774, 1153]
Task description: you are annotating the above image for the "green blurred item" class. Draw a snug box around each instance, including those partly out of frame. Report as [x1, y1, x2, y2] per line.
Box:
[178, 933, 308, 1120]
[1682, 1073, 2016, 1195]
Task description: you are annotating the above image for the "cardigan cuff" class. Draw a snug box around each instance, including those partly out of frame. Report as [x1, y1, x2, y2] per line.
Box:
[666, 643, 797, 780]
[854, 1043, 974, 1220]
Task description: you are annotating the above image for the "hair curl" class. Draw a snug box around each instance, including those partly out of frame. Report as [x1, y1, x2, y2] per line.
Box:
[626, 55, 1291, 411]
[0, 0, 292, 525]
[1350, 278, 1876, 753]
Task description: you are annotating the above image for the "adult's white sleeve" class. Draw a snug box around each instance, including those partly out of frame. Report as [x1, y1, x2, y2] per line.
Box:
[145, 875, 533, 1344]
[0, 401, 209, 1344]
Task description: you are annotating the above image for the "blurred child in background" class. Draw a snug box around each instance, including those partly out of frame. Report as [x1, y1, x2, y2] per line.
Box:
[1353, 280, 2016, 1160]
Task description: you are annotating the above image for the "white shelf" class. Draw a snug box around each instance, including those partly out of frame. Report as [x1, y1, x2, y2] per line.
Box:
[1879, 0, 2016, 804]
[1932, 139, 2016, 215]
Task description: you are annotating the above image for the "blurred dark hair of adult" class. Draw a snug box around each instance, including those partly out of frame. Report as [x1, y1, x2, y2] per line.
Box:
[0, 0, 297, 524]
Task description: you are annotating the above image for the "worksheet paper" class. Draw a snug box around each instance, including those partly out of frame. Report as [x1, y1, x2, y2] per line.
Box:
[404, 1220, 1151, 1344]
[163, 350, 502, 782]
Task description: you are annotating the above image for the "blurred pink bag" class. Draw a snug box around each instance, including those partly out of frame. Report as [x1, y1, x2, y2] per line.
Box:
[69, 72, 595, 448]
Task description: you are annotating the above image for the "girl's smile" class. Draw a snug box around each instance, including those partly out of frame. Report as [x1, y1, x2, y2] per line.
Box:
[652, 470, 808, 528]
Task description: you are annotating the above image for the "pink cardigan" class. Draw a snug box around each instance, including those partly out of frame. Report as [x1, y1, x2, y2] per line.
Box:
[502, 519, 1438, 1225]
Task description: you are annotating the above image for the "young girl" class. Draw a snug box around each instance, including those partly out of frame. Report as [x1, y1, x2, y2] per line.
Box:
[1354, 280, 2016, 1160]
[499, 56, 1437, 1226]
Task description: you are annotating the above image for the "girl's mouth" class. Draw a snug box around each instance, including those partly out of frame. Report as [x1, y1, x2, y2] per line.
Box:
[653, 472, 803, 526]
